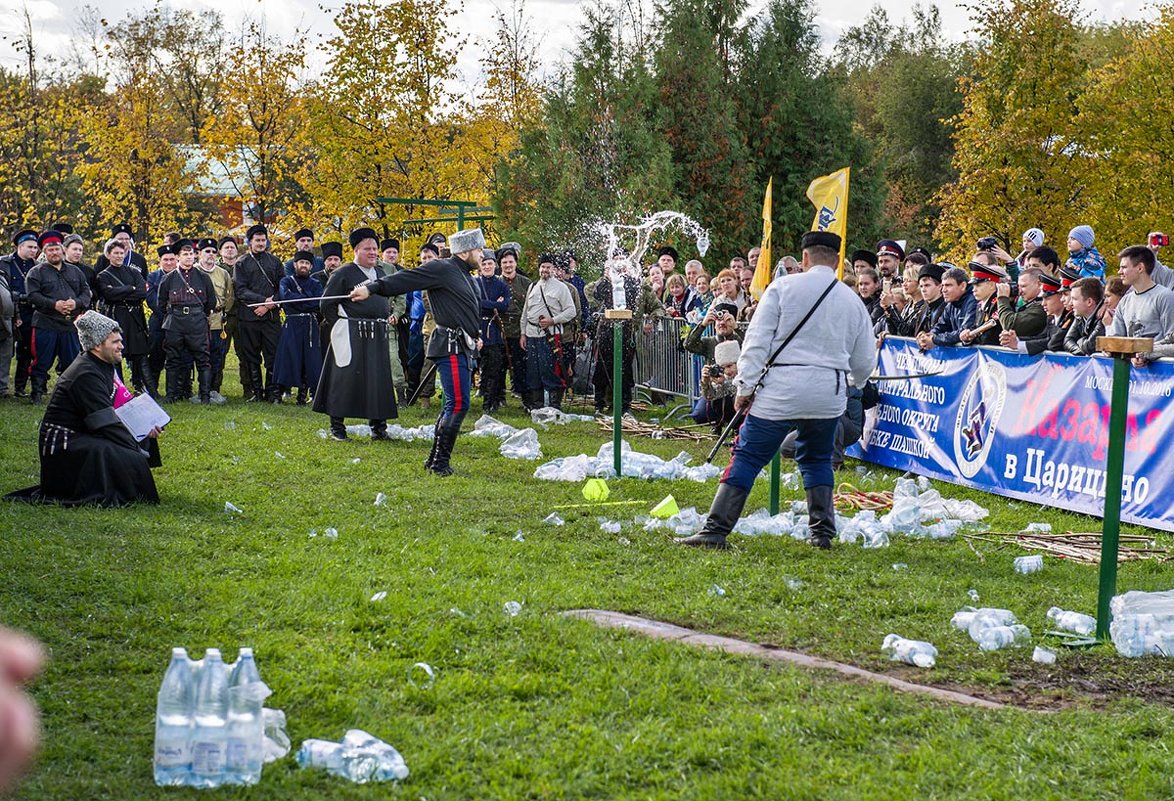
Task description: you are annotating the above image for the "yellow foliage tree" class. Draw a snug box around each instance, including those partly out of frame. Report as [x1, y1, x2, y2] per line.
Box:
[1077, 5, 1174, 251]
[201, 22, 314, 231]
[934, 0, 1092, 260]
[307, 0, 479, 249]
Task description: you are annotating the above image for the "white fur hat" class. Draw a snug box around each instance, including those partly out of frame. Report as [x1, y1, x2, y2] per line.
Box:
[449, 227, 486, 254]
[713, 340, 740, 366]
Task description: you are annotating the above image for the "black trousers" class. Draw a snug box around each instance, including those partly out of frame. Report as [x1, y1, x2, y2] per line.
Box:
[236, 320, 280, 395]
[479, 343, 507, 405]
[593, 327, 635, 411]
[13, 319, 32, 389]
[505, 336, 526, 392]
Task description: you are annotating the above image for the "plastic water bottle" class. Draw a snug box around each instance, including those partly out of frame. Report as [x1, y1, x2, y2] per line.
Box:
[225, 648, 268, 785]
[296, 739, 379, 783]
[342, 730, 410, 781]
[1013, 555, 1044, 574]
[881, 634, 938, 668]
[610, 271, 627, 310]
[154, 647, 194, 787]
[190, 648, 229, 788]
[1046, 606, 1096, 636]
[951, 606, 1017, 632]
[975, 623, 1031, 652]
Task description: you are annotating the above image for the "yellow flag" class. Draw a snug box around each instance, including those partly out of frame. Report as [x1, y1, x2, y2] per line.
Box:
[749, 178, 772, 300]
[806, 167, 850, 278]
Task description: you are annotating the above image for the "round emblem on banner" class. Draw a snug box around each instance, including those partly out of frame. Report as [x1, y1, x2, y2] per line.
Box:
[952, 359, 1008, 479]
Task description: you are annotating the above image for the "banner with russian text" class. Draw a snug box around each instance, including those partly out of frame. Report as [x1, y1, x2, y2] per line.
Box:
[847, 337, 1174, 532]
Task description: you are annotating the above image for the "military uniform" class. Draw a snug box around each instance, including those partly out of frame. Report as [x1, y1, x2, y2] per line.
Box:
[96, 259, 151, 393]
[158, 263, 216, 403]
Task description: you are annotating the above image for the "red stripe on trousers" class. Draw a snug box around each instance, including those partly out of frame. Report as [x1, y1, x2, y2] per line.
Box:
[28, 327, 36, 374]
[449, 355, 464, 413]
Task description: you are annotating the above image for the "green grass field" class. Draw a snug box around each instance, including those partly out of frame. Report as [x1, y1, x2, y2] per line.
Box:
[3, 370, 1174, 800]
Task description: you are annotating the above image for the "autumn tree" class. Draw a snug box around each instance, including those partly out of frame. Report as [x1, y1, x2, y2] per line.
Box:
[934, 0, 1091, 259]
[201, 22, 313, 227]
[308, 0, 468, 241]
[1076, 8, 1174, 251]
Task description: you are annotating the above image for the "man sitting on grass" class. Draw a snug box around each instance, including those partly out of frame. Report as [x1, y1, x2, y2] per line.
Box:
[5, 310, 161, 507]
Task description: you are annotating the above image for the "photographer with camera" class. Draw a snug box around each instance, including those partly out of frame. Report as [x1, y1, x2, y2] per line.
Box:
[692, 340, 740, 432]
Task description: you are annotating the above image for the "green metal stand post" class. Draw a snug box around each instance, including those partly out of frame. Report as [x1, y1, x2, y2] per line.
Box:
[770, 452, 781, 515]
[613, 322, 624, 477]
[1096, 354, 1132, 641]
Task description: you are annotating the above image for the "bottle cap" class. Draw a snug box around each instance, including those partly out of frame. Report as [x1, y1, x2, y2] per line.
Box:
[205, 648, 222, 660]
[238, 647, 253, 657]
[172, 646, 188, 657]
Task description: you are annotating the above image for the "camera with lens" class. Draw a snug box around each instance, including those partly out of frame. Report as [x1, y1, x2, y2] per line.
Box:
[976, 236, 999, 251]
[708, 364, 724, 379]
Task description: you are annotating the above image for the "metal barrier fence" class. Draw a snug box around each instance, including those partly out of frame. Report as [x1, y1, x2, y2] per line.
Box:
[634, 317, 705, 402]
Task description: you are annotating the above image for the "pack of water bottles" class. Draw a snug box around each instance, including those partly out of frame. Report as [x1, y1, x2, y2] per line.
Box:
[153, 646, 272, 788]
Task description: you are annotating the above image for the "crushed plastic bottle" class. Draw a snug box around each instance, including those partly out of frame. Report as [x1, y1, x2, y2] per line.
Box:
[1110, 589, 1174, 657]
[374, 492, 388, 507]
[973, 623, 1031, 652]
[1013, 555, 1044, 574]
[370, 591, 387, 602]
[324, 527, 339, 539]
[617, 536, 631, 546]
[780, 472, 800, 490]
[262, 708, 290, 763]
[503, 601, 523, 617]
[350, 458, 361, 465]
[882, 634, 938, 668]
[261, 421, 272, 431]
[709, 584, 726, 598]
[296, 739, 379, 783]
[1032, 646, 1057, 664]
[224, 502, 243, 514]
[500, 428, 542, 460]
[1024, 522, 1052, 533]
[968, 588, 980, 602]
[341, 730, 410, 781]
[892, 563, 908, 571]
[512, 531, 526, 542]
[951, 606, 1018, 632]
[784, 577, 804, 590]
[274, 451, 285, 460]
[308, 529, 318, 538]
[469, 414, 518, 438]
[543, 512, 565, 526]
[1046, 606, 1096, 636]
[598, 518, 622, 534]
[407, 662, 435, 690]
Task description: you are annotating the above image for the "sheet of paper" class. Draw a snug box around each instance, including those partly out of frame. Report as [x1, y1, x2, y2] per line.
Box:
[114, 393, 171, 441]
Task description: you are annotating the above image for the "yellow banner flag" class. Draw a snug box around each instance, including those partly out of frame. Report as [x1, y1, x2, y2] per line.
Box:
[749, 178, 772, 300]
[806, 167, 850, 278]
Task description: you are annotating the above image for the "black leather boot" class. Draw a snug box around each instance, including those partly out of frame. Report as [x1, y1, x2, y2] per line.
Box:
[296, 387, 308, 406]
[424, 414, 444, 469]
[163, 369, 181, 403]
[806, 485, 837, 549]
[29, 375, 46, 404]
[197, 367, 212, 404]
[675, 482, 750, 549]
[329, 416, 347, 441]
[246, 364, 265, 402]
[428, 421, 459, 477]
[549, 388, 564, 410]
[371, 419, 391, 441]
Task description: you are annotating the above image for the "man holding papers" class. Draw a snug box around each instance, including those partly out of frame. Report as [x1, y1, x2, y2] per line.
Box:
[5, 311, 162, 507]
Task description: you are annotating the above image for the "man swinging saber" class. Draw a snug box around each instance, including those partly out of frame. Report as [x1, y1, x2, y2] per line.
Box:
[350, 228, 484, 476]
[677, 231, 876, 551]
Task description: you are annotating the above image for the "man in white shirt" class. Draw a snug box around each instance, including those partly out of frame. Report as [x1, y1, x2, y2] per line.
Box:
[520, 254, 576, 410]
[678, 231, 876, 550]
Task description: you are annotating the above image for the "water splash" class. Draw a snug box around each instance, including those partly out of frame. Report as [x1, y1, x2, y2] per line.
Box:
[598, 211, 711, 279]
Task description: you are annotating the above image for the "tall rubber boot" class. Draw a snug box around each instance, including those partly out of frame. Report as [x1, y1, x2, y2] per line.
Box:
[197, 367, 212, 404]
[675, 482, 751, 550]
[549, 388, 564, 410]
[806, 485, 837, 549]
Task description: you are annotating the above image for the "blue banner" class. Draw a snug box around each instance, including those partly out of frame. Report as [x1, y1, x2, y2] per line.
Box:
[846, 337, 1174, 532]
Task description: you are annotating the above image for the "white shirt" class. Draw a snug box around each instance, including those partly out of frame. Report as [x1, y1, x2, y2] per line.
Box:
[522, 277, 576, 338]
[735, 265, 876, 420]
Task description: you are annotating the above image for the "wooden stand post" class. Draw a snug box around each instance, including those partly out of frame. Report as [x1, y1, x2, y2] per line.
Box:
[1093, 336, 1152, 641]
[605, 309, 634, 477]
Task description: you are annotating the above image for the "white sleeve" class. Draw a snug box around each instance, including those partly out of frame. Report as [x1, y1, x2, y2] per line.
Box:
[848, 299, 877, 389]
[552, 283, 576, 324]
[1108, 299, 1126, 337]
[734, 281, 780, 396]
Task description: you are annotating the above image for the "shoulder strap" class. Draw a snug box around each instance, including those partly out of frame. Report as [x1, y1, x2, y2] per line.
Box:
[751, 277, 839, 394]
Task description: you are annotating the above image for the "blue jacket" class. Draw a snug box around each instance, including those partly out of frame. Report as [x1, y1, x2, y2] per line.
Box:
[477, 274, 510, 346]
[930, 289, 979, 347]
[279, 274, 324, 315]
